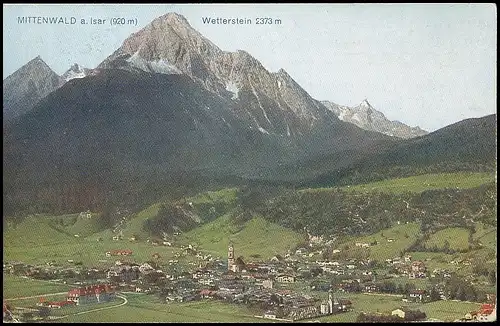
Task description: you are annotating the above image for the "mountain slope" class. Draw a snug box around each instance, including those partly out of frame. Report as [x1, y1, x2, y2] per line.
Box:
[322, 99, 428, 139]
[3, 69, 303, 214]
[303, 114, 497, 187]
[97, 13, 371, 139]
[3, 56, 61, 122]
[4, 12, 401, 216]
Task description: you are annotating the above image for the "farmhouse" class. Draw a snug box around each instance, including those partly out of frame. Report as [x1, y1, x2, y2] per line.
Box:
[411, 261, 426, 272]
[391, 308, 409, 319]
[295, 247, 308, 255]
[263, 310, 277, 319]
[276, 274, 296, 283]
[408, 289, 427, 302]
[66, 284, 115, 305]
[79, 211, 92, 219]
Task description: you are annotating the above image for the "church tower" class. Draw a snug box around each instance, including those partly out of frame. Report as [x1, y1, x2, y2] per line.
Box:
[328, 289, 333, 314]
[228, 243, 235, 271]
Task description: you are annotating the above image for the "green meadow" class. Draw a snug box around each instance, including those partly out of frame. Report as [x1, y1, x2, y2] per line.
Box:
[335, 222, 421, 262]
[316, 293, 481, 322]
[3, 274, 72, 299]
[424, 227, 471, 251]
[57, 293, 268, 323]
[180, 214, 306, 260]
[303, 172, 495, 194]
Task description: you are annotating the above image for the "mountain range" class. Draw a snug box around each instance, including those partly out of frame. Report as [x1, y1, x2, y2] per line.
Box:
[3, 12, 496, 216]
[322, 100, 428, 139]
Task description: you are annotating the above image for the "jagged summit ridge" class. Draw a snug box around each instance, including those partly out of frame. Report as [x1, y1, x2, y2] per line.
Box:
[60, 63, 92, 82]
[322, 100, 428, 139]
[98, 12, 337, 136]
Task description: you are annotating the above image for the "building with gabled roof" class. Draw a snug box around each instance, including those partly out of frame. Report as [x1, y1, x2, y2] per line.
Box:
[66, 284, 115, 305]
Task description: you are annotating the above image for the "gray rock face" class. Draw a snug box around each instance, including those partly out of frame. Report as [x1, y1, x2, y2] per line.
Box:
[98, 13, 336, 137]
[322, 99, 428, 139]
[3, 56, 61, 122]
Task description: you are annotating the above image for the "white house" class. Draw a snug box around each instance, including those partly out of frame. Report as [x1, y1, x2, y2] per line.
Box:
[391, 308, 407, 319]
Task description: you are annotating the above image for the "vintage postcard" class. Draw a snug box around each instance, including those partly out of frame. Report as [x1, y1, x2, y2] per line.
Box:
[3, 3, 496, 323]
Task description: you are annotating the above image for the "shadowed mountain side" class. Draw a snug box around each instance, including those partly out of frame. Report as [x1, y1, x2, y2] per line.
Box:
[4, 69, 395, 215]
[300, 114, 497, 188]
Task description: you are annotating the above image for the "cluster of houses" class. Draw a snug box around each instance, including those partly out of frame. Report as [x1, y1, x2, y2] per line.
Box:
[461, 295, 496, 322]
[33, 284, 116, 309]
[260, 290, 352, 321]
[384, 255, 428, 279]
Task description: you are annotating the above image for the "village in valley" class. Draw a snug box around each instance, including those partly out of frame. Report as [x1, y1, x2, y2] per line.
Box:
[3, 209, 497, 323]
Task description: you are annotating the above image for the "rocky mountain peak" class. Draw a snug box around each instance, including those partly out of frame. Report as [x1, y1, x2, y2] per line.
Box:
[67, 63, 83, 73]
[322, 100, 428, 139]
[21, 55, 52, 73]
[359, 99, 371, 109]
[117, 12, 221, 62]
[61, 63, 90, 83]
[3, 56, 61, 122]
[96, 12, 352, 136]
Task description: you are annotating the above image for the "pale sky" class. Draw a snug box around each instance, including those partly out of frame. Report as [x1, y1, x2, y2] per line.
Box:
[2, 3, 497, 131]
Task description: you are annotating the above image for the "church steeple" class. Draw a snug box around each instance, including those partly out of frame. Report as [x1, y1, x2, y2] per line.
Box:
[328, 288, 333, 313]
[228, 242, 235, 271]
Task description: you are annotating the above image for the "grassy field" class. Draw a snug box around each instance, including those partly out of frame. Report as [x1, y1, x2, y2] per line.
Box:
[424, 227, 471, 251]
[3, 274, 72, 299]
[4, 210, 304, 267]
[4, 237, 182, 268]
[335, 222, 421, 262]
[180, 214, 306, 260]
[187, 187, 239, 206]
[88, 188, 239, 242]
[303, 172, 495, 194]
[4, 216, 76, 247]
[473, 222, 497, 251]
[344, 172, 495, 194]
[316, 293, 482, 322]
[58, 293, 269, 323]
[4, 216, 183, 267]
[114, 202, 163, 241]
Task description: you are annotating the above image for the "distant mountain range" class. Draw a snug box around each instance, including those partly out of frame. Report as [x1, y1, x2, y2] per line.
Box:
[2, 12, 496, 216]
[322, 99, 428, 139]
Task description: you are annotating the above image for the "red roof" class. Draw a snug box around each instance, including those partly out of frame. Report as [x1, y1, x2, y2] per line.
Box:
[481, 304, 494, 309]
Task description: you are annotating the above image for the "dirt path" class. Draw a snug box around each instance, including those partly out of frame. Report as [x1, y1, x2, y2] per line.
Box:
[4, 292, 68, 301]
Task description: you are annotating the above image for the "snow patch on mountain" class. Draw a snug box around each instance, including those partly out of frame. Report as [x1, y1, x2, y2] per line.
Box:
[258, 127, 270, 134]
[225, 81, 239, 100]
[63, 69, 86, 81]
[61, 63, 89, 82]
[321, 100, 428, 139]
[126, 51, 182, 75]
